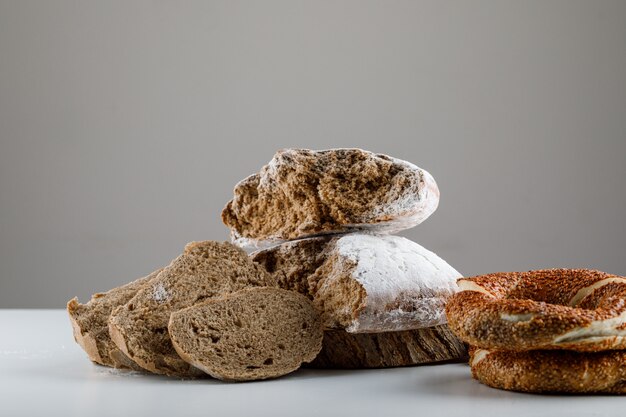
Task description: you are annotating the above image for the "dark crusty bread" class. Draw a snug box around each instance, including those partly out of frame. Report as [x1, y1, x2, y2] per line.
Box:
[309, 325, 467, 369]
[251, 235, 330, 298]
[169, 287, 323, 381]
[67, 269, 161, 369]
[253, 234, 460, 333]
[222, 148, 439, 248]
[108, 241, 274, 378]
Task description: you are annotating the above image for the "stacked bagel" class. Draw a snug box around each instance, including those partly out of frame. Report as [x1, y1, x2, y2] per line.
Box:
[223, 148, 467, 368]
[445, 269, 626, 393]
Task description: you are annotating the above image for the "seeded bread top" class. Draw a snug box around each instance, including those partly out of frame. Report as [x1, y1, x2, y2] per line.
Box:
[470, 347, 626, 393]
[446, 269, 626, 352]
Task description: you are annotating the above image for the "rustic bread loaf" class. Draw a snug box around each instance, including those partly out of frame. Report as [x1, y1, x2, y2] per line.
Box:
[108, 241, 274, 378]
[223, 148, 439, 249]
[67, 269, 161, 369]
[253, 233, 462, 333]
[169, 287, 323, 381]
[309, 325, 467, 369]
[251, 235, 330, 298]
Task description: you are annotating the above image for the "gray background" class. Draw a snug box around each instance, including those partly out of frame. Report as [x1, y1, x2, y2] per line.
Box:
[1, 0, 625, 308]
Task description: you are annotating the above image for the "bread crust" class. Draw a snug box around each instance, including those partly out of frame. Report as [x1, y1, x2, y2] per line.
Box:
[469, 347, 626, 393]
[66, 269, 161, 370]
[253, 234, 461, 333]
[445, 269, 626, 351]
[68, 298, 103, 364]
[107, 321, 134, 367]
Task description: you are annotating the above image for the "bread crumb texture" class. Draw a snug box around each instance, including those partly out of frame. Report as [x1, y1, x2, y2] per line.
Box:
[66, 269, 161, 369]
[222, 148, 439, 248]
[169, 287, 323, 381]
[108, 241, 274, 378]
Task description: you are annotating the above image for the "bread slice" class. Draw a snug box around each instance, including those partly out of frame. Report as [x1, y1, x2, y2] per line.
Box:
[108, 241, 274, 378]
[252, 233, 462, 333]
[308, 325, 467, 369]
[169, 287, 323, 381]
[67, 269, 161, 369]
[222, 148, 439, 249]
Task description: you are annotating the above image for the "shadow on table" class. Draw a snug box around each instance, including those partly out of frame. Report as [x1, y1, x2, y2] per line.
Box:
[17, 354, 359, 385]
[19, 358, 626, 399]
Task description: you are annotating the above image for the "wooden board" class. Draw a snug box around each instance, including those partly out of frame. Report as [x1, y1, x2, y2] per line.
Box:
[308, 324, 468, 369]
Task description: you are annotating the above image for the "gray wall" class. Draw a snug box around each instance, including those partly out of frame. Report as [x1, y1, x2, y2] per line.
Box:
[1, 1, 625, 308]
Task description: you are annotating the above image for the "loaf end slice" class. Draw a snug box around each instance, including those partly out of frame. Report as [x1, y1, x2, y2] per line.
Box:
[67, 269, 161, 369]
[169, 287, 323, 381]
[108, 241, 274, 378]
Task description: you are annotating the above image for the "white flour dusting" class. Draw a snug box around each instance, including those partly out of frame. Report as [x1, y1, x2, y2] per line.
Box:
[369, 156, 439, 224]
[331, 234, 461, 332]
[152, 283, 170, 302]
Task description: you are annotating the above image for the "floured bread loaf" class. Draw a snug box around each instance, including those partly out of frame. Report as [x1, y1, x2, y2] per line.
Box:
[252, 233, 461, 333]
[223, 148, 439, 248]
[309, 325, 467, 369]
[108, 241, 274, 378]
[169, 287, 323, 381]
[67, 269, 161, 369]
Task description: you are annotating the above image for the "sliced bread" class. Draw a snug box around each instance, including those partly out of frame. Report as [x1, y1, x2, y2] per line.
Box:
[67, 268, 161, 369]
[169, 287, 323, 381]
[253, 233, 462, 333]
[222, 148, 439, 249]
[108, 241, 274, 378]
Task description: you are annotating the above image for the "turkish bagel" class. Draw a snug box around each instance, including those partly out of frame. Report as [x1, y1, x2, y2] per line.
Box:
[469, 347, 626, 393]
[445, 269, 626, 351]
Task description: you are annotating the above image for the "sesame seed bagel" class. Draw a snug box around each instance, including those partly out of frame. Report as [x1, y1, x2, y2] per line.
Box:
[469, 347, 626, 394]
[445, 269, 626, 351]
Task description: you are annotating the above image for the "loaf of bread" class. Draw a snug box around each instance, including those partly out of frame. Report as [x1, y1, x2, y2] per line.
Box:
[169, 287, 323, 381]
[251, 234, 329, 298]
[108, 241, 275, 378]
[253, 233, 461, 333]
[309, 325, 467, 369]
[67, 269, 161, 369]
[223, 148, 439, 249]
[67, 147, 463, 380]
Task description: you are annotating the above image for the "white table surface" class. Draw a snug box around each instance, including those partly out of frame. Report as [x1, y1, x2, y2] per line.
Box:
[1, 310, 623, 417]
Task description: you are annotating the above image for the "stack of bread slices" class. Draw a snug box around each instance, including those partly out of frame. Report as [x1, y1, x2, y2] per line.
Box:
[68, 148, 466, 381]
